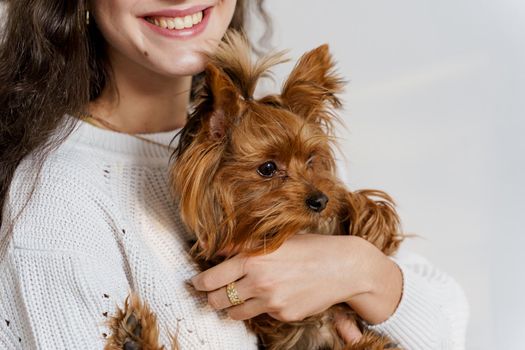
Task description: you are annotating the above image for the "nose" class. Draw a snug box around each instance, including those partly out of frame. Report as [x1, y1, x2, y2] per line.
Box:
[305, 191, 329, 212]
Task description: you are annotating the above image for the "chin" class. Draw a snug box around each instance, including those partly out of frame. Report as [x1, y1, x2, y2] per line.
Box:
[174, 51, 209, 75]
[149, 51, 209, 77]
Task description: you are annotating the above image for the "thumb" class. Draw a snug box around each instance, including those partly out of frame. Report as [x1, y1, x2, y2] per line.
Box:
[334, 310, 363, 344]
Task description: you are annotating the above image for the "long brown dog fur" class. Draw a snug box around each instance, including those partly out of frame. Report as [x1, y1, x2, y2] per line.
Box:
[104, 294, 178, 350]
[105, 31, 404, 350]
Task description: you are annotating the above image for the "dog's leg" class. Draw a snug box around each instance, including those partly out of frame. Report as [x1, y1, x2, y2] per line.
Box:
[343, 329, 401, 350]
[104, 294, 165, 350]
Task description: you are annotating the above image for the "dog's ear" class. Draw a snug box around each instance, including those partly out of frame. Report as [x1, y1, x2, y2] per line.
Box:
[204, 63, 242, 140]
[346, 190, 404, 255]
[170, 63, 241, 260]
[281, 44, 344, 121]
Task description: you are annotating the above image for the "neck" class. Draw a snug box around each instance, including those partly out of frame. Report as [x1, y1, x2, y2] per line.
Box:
[87, 48, 192, 134]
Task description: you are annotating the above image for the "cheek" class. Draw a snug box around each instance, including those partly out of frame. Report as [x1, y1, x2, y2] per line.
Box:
[91, 0, 145, 62]
[92, 0, 138, 42]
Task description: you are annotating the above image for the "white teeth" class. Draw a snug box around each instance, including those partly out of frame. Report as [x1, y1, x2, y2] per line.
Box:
[174, 17, 184, 29]
[183, 15, 193, 28]
[147, 10, 204, 30]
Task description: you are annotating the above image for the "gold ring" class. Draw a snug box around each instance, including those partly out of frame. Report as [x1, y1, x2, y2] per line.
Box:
[226, 282, 244, 306]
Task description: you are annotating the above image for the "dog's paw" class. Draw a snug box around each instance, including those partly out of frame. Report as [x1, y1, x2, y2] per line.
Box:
[124, 340, 141, 350]
[122, 313, 143, 350]
[104, 294, 164, 350]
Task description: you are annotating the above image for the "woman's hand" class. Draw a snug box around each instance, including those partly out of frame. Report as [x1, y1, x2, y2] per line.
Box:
[190, 233, 402, 329]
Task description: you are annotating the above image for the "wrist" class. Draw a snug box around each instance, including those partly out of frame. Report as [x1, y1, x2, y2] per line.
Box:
[345, 239, 403, 325]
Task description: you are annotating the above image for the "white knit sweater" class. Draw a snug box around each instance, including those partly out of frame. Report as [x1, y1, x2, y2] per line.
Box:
[0, 117, 469, 349]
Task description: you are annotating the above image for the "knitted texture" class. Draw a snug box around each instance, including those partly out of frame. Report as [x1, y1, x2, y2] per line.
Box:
[0, 117, 468, 349]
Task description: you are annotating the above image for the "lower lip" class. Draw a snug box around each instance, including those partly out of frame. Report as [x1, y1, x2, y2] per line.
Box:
[141, 7, 212, 40]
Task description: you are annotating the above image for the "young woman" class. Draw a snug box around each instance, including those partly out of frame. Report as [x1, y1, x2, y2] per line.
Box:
[0, 1, 468, 349]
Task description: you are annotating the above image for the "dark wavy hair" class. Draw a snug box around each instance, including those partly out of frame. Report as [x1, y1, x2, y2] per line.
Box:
[0, 0, 271, 229]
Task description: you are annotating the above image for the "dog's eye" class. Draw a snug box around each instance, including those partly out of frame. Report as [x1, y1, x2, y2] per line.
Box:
[257, 161, 278, 177]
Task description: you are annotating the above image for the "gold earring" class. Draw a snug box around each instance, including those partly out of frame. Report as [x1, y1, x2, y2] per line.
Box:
[86, 10, 90, 25]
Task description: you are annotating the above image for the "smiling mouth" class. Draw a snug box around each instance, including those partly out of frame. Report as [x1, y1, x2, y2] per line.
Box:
[145, 10, 204, 30]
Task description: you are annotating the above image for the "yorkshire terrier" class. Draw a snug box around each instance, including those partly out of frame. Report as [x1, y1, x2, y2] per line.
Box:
[105, 31, 404, 350]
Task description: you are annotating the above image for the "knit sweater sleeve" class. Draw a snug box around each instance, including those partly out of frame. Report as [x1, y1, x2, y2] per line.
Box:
[367, 250, 469, 349]
[0, 158, 131, 349]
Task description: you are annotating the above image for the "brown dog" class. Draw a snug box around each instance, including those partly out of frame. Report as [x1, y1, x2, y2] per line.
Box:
[105, 31, 404, 350]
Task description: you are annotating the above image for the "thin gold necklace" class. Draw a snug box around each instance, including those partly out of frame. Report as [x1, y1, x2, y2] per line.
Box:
[80, 113, 178, 151]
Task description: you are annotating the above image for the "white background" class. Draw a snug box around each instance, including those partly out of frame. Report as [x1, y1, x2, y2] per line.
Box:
[257, 1, 524, 349]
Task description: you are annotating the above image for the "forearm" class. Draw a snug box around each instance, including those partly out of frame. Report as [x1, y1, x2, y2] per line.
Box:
[345, 250, 403, 324]
[346, 237, 403, 324]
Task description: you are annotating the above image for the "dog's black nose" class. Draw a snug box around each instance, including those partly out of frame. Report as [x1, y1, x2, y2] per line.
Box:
[305, 191, 329, 212]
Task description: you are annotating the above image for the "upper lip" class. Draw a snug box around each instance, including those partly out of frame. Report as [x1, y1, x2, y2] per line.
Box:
[141, 5, 211, 18]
